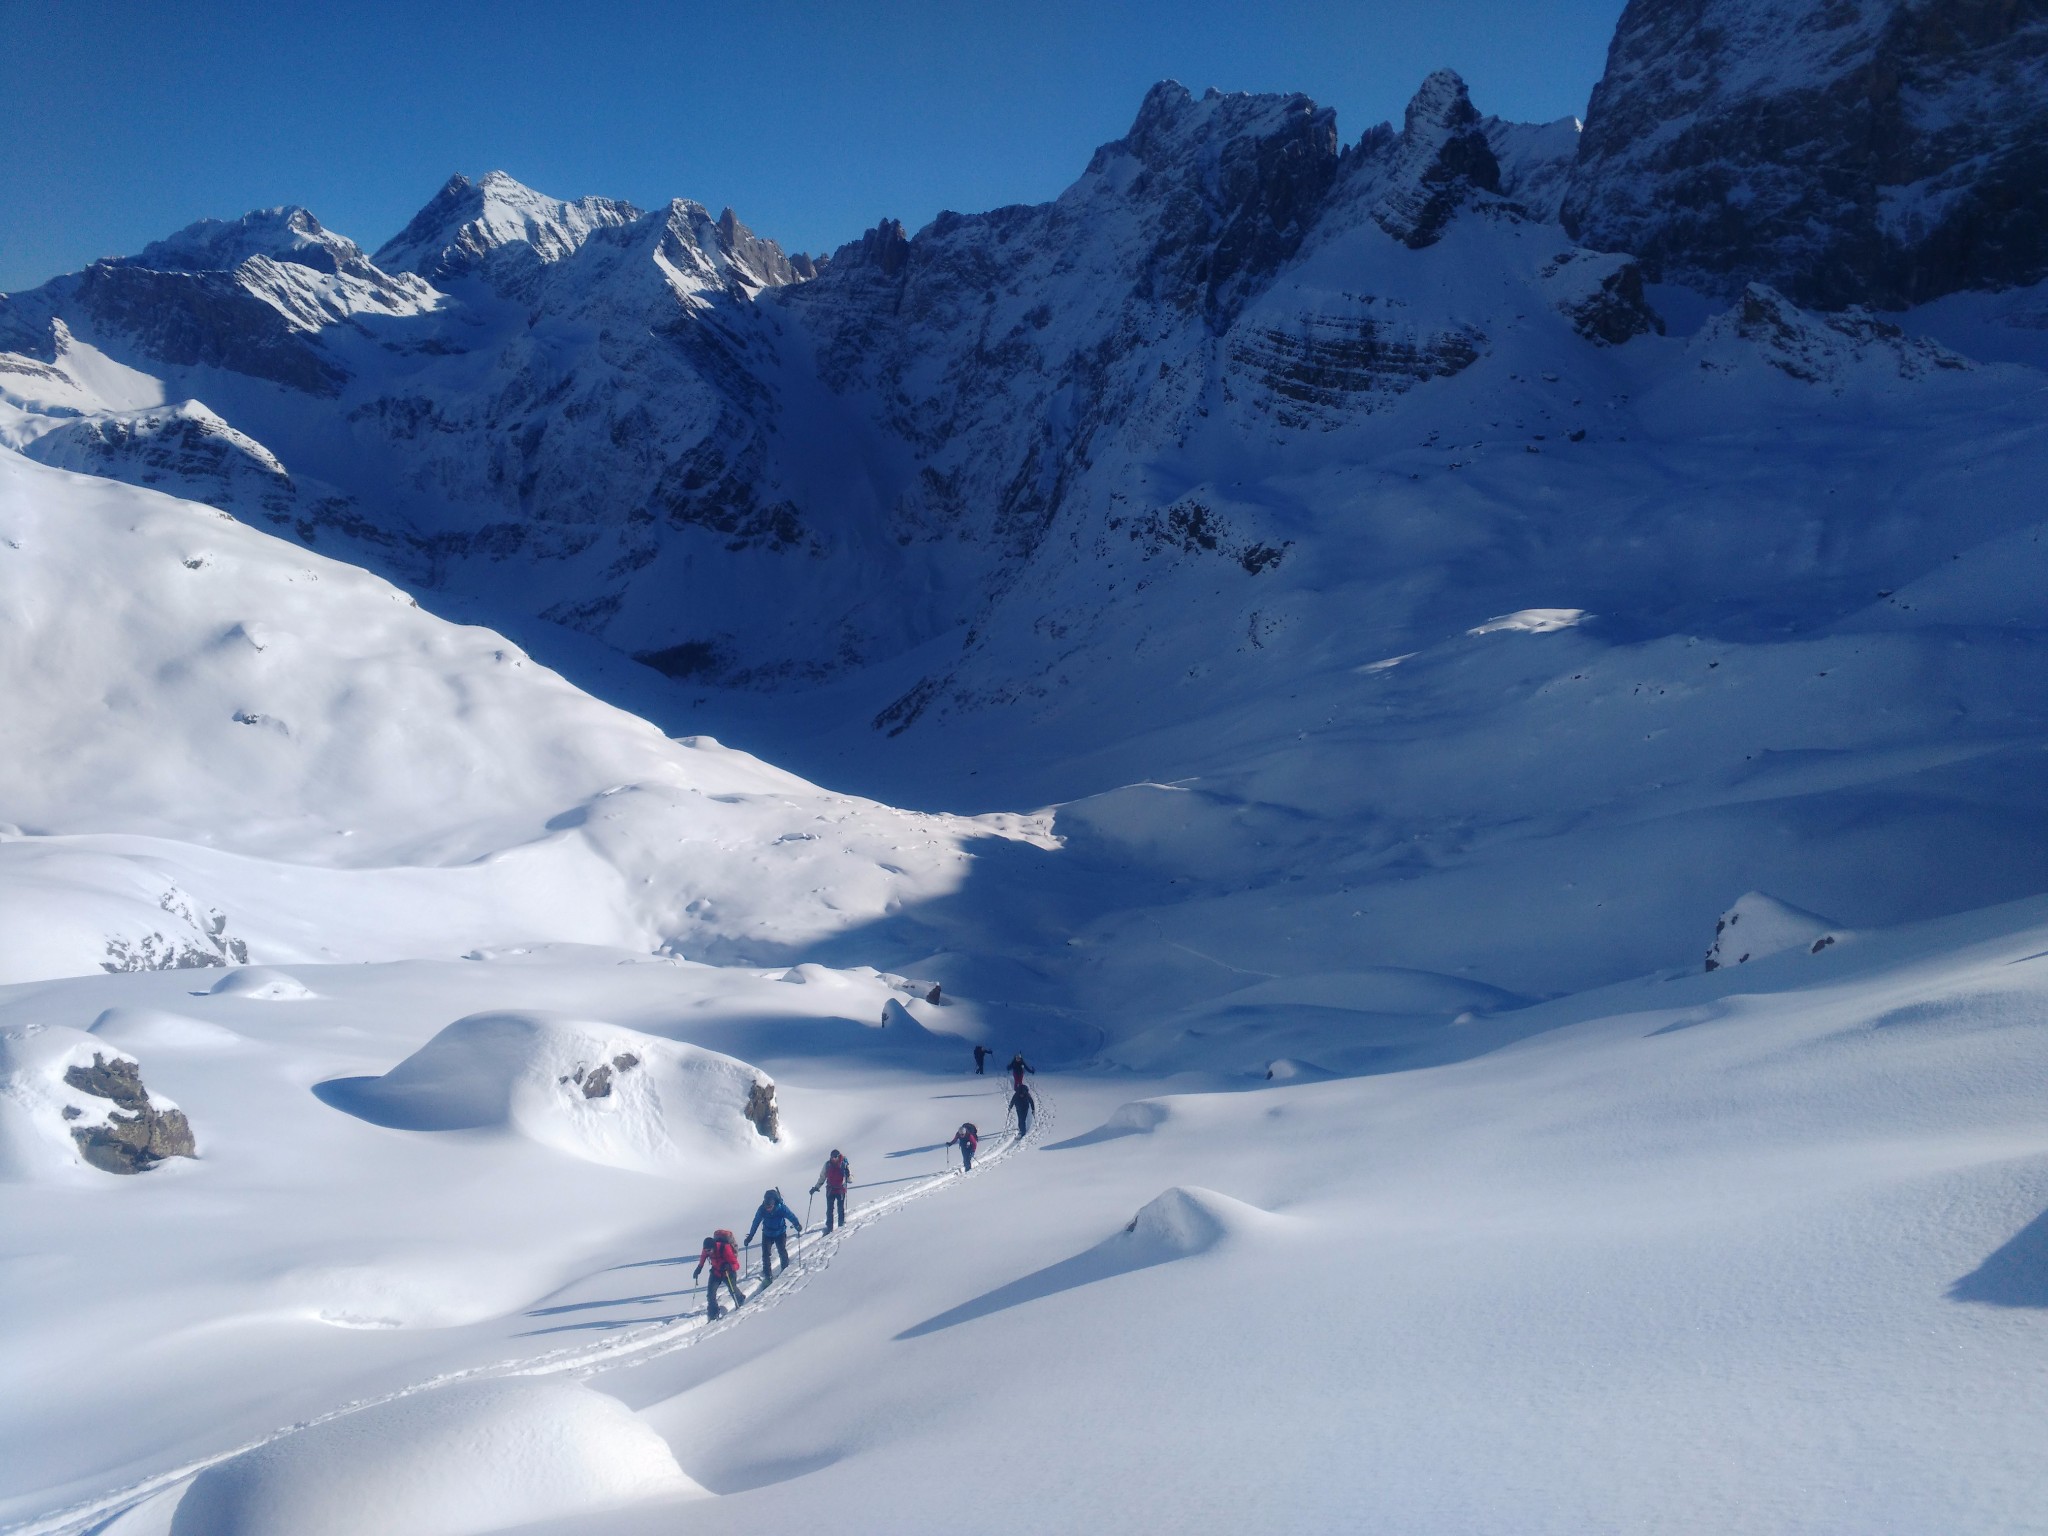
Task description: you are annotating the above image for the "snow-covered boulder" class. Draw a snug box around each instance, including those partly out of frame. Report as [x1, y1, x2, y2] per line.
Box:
[1704, 892, 1842, 972]
[320, 1013, 782, 1174]
[169, 1378, 703, 1536]
[0, 1024, 196, 1178]
[1119, 1186, 1286, 1260]
[1690, 284, 1971, 389]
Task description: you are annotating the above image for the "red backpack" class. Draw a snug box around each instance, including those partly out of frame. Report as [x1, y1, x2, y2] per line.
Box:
[710, 1230, 739, 1274]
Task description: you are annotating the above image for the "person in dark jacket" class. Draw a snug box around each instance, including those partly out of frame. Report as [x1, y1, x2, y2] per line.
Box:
[947, 1122, 979, 1171]
[745, 1188, 803, 1285]
[1008, 1052, 1034, 1089]
[1010, 1080, 1036, 1139]
[812, 1149, 852, 1233]
[694, 1230, 744, 1319]
[972, 1044, 993, 1075]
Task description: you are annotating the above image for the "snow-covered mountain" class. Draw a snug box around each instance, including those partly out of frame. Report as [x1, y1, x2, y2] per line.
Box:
[6, 56, 2048, 1004]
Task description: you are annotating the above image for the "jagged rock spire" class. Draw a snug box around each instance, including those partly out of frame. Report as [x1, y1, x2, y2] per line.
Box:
[1371, 69, 1502, 249]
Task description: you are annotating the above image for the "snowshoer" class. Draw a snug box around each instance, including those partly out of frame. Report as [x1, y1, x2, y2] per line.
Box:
[1008, 1052, 1034, 1089]
[746, 1188, 803, 1285]
[947, 1122, 979, 1172]
[972, 1044, 992, 1075]
[695, 1230, 744, 1320]
[812, 1149, 852, 1234]
[1010, 1081, 1036, 1139]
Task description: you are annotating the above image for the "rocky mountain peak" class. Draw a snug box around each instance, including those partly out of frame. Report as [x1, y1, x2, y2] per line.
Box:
[1371, 68, 1504, 248]
[1083, 81, 1341, 327]
[372, 170, 642, 286]
[713, 205, 805, 289]
[124, 206, 366, 276]
[1562, 0, 2048, 308]
[833, 218, 912, 278]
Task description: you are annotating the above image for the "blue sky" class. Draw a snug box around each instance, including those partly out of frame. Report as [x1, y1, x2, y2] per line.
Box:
[0, 0, 1625, 292]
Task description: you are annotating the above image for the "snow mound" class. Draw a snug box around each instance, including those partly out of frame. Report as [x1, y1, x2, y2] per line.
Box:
[1052, 1099, 1174, 1150]
[208, 967, 316, 1000]
[90, 1006, 245, 1052]
[169, 1378, 702, 1536]
[1468, 608, 1588, 636]
[319, 1013, 781, 1174]
[1103, 1100, 1172, 1135]
[1119, 1186, 1283, 1260]
[1263, 1058, 1337, 1082]
[1705, 891, 1843, 972]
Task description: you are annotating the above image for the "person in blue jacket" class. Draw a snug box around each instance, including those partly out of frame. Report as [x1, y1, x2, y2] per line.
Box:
[745, 1188, 803, 1286]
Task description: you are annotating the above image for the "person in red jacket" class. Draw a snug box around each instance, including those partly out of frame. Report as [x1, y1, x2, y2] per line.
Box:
[812, 1149, 852, 1233]
[694, 1229, 744, 1320]
[947, 1122, 979, 1171]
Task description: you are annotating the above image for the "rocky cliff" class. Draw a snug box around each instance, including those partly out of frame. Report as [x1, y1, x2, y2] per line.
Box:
[1563, 0, 2048, 308]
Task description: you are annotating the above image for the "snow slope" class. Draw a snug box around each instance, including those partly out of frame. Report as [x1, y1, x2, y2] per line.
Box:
[0, 451, 1049, 983]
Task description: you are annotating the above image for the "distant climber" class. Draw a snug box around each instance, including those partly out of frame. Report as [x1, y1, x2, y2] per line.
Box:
[1010, 1080, 1036, 1139]
[746, 1188, 803, 1286]
[1008, 1052, 1034, 1089]
[948, 1122, 980, 1172]
[812, 1149, 852, 1234]
[973, 1044, 993, 1075]
[695, 1229, 744, 1320]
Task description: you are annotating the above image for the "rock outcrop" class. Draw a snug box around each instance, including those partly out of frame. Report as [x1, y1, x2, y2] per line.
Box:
[1564, 0, 2048, 308]
[63, 1052, 198, 1173]
[743, 1078, 780, 1141]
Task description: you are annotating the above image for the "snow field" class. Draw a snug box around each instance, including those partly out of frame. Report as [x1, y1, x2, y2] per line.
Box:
[3, 895, 2043, 1531]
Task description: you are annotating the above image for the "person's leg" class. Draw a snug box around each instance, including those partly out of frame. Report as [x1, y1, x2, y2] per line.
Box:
[760, 1235, 774, 1282]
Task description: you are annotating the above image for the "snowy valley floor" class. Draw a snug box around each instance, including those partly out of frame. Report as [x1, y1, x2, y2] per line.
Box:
[3, 897, 2047, 1534]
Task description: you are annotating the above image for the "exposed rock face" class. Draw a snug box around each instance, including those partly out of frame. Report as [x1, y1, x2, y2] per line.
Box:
[1371, 69, 1504, 249]
[1564, 0, 2048, 308]
[743, 1078, 780, 1141]
[100, 886, 251, 973]
[1539, 249, 1664, 345]
[63, 1052, 197, 1173]
[1103, 82, 1342, 327]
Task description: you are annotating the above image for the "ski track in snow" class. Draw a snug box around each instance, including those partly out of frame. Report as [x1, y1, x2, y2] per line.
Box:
[5, 1086, 1057, 1536]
